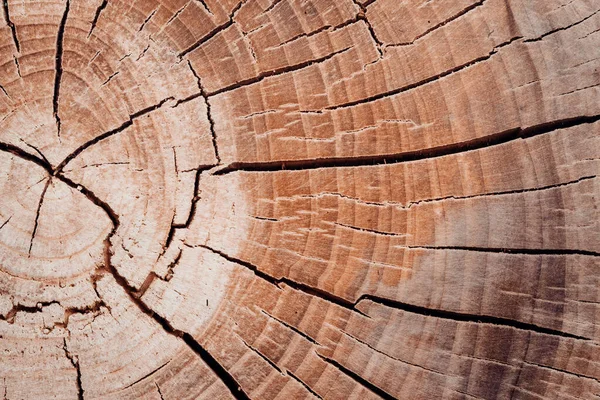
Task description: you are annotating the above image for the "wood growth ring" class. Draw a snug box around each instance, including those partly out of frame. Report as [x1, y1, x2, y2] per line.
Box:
[0, 0, 599, 399]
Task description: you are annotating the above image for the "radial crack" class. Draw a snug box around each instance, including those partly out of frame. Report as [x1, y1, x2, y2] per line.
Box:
[178, 1, 245, 59]
[214, 114, 600, 173]
[187, 61, 221, 163]
[355, 295, 590, 340]
[316, 353, 396, 400]
[28, 178, 51, 257]
[63, 338, 84, 400]
[2, 0, 20, 52]
[207, 47, 352, 97]
[53, 0, 71, 140]
[87, 0, 108, 37]
[54, 96, 176, 173]
[201, 244, 591, 341]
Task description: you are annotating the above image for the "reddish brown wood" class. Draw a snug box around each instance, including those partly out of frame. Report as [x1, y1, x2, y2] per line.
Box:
[0, 0, 598, 399]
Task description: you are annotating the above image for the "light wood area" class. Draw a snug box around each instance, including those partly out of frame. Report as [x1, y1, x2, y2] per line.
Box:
[0, 0, 599, 399]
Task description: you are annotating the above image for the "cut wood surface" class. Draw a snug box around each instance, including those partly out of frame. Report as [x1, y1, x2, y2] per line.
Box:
[0, 0, 599, 399]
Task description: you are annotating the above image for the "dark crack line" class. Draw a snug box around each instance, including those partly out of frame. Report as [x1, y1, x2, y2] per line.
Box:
[0, 83, 8, 98]
[207, 47, 352, 97]
[523, 8, 600, 43]
[178, 1, 245, 59]
[386, 0, 485, 47]
[361, 244, 600, 257]
[214, 114, 600, 174]
[401, 175, 598, 209]
[13, 56, 20, 77]
[54, 96, 176, 173]
[28, 178, 51, 257]
[353, 1, 383, 57]
[53, 0, 70, 140]
[202, 245, 590, 341]
[155, 383, 165, 400]
[356, 295, 590, 340]
[139, 8, 158, 32]
[326, 34, 521, 111]
[188, 61, 221, 163]
[316, 353, 396, 400]
[87, 0, 108, 38]
[0, 141, 52, 172]
[165, 1, 190, 26]
[0, 216, 11, 231]
[63, 339, 84, 400]
[56, 174, 119, 227]
[2, 0, 20, 52]
[123, 360, 171, 389]
[260, 309, 319, 345]
[196, 244, 370, 317]
[162, 165, 216, 252]
[104, 250, 250, 399]
[193, 0, 213, 15]
[287, 371, 323, 399]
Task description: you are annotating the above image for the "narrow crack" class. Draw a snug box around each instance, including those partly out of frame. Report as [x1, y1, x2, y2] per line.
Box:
[316, 353, 396, 400]
[287, 371, 323, 399]
[385, 0, 485, 47]
[188, 61, 221, 163]
[196, 244, 370, 317]
[202, 245, 590, 341]
[53, 0, 70, 140]
[155, 383, 165, 400]
[207, 47, 352, 97]
[214, 114, 600, 173]
[103, 249, 250, 399]
[162, 165, 216, 252]
[13, 56, 20, 77]
[28, 178, 51, 257]
[178, 1, 245, 59]
[122, 360, 171, 389]
[139, 8, 158, 32]
[523, 9, 600, 43]
[355, 295, 590, 340]
[54, 96, 176, 173]
[63, 338, 84, 400]
[260, 309, 319, 345]
[0, 141, 52, 172]
[352, 0, 383, 58]
[2, 0, 20, 52]
[87, 0, 107, 38]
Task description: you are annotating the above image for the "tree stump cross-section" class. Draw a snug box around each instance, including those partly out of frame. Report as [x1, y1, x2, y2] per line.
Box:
[0, 0, 599, 399]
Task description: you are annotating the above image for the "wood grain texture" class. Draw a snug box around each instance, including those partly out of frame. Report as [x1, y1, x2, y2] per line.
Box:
[0, 0, 598, 399]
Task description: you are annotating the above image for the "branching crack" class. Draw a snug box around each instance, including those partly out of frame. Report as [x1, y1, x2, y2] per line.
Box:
[201, 245, 591, 341]
[54, 96, 176, 173]
[103, 246, 250, 399]
[53, 0, 70, 140]
[178, 1, 245, 59]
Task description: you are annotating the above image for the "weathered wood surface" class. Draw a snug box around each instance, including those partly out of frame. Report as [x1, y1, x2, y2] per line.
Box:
[0, 0, 599, 399]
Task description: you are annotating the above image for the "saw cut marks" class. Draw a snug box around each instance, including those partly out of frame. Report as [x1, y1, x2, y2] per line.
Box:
[0, 0, 598, 399]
